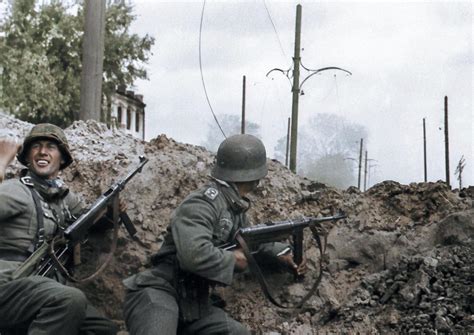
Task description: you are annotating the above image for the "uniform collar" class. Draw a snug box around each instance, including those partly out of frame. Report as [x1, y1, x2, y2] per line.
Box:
[210, 177, 250, 213]
[21, 169, 69, 200]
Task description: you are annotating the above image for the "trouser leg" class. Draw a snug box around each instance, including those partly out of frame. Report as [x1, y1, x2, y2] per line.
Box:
[124, 287, 179, 335]
[0, 276, 87, 335]
[183, 306, 250, 335]
[79, 304, 118, 335]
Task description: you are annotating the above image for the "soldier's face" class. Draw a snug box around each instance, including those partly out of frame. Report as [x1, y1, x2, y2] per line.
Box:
[27, 140, 64, 179]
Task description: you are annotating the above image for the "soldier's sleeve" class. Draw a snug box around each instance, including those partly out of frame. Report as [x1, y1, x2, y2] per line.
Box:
[0, 181, 30, 221]
[171, 195, 236, 286]
[64, 191, 86, 219]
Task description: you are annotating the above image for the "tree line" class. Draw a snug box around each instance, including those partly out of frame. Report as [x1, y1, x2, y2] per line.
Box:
[0, 0, 154, 128]
[203, 113, 368, 189]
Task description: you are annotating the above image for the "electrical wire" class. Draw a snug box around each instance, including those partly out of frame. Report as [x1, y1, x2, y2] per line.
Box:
[334, 74, 342, 114]
[199, 0, 226, 139]
[262, 0, 288, 62]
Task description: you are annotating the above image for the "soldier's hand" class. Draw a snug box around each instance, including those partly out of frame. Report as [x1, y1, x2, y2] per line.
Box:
[278, 253, 308, 276]
[233, 249, 248, 272]
[0, 138, 20, 182]
[119, 199, 128, 213]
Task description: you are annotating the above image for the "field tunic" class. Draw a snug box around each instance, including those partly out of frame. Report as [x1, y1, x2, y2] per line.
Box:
[0, 173, 118, 335]
[0, 173, 83, 284]
[124, 179, 288, 291]
[123, 179, 288, 335]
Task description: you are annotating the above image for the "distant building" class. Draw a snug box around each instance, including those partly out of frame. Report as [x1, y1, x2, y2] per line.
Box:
[109, 85, 146, 140]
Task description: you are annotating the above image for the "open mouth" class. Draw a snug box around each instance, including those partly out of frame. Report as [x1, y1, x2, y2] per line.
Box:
[36, 159, 50, 167]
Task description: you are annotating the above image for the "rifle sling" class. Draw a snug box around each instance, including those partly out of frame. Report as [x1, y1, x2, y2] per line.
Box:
[236, 234, 287, 308]
[24, 183, 45, 253]
[236, 225, 327, 311]
[47, 215, 120, 283]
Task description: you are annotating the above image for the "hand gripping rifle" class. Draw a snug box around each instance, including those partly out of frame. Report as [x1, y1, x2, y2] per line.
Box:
[12, 156, 149, 282]
[222, 212, 347, 309]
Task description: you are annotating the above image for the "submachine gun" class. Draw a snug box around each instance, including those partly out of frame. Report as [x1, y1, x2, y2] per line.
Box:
[12, 156, 149, 282]
[222, 212, 347, 308]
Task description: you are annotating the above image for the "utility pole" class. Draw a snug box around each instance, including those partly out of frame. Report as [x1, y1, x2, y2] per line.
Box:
[79, 0, 106, 122]
[266, 4, 351, 174]
[288, 4, 302, 173]
[285, 117, 291, 168]
[455, 155, 465, 189]
[423, 118, 427, 182]
[367, 163, 378, 188]
[357, 138, 363, 190]
[444, 96, 450, 188]
[241, 75, 246, 134]
[364, 150, 368, 191]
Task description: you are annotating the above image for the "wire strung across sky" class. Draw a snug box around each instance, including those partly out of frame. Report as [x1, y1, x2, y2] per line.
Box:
[199, 0, 227, 139]
[262, 0, 288, 62]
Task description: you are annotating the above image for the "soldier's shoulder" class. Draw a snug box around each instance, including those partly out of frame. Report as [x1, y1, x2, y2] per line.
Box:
[189, 183, 222, 202]
[203, 186, 219, 200]
[1, 178, 27, 191]
[0, 178, 30, 199]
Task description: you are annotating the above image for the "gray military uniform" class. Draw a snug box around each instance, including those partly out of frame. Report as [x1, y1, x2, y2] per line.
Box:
[123, 179, 288, 335]
[0, 172, 117, 335]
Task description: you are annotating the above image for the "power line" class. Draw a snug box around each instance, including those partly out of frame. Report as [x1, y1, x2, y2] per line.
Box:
[334, 74, 342, 114]
[262, 0, 288, 62]
[199, 0, 226, 139]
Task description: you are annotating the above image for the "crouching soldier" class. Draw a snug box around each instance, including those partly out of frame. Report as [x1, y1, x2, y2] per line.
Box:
[0, 124, 117, 335]
[123, 134, 306, 335]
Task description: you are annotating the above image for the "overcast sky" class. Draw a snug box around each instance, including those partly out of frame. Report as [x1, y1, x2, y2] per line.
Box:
[129, 0, 473, 187]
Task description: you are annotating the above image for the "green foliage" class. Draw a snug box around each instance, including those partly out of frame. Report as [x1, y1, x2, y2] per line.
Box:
[0, 0, 154, 127]
[274, 113, 368, 189]
[202, 114, 262, 152]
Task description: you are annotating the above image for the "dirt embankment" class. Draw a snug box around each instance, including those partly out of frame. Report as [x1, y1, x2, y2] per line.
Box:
[1, 114, 473, 334]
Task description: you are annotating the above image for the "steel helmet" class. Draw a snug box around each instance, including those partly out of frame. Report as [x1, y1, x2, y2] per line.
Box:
[211, 134, 268, 182]
[17, 123, 73, 170]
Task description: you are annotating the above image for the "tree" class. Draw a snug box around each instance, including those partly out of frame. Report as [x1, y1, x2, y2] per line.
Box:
[0, 0, 154, 127]
[274, 113, 368, 188]
[202, 114, 261, 152]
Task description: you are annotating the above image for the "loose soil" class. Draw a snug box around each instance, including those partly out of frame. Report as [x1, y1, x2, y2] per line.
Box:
[1, 114, 472, 334]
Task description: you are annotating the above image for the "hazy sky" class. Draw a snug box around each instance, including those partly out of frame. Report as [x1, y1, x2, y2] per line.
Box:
[130, 0, 472, 187]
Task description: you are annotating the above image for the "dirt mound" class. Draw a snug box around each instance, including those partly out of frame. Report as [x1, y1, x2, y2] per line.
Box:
[1, 113, 472, 334]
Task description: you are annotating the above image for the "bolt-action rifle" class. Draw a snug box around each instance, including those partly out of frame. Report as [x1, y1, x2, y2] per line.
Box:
[12, 156, 149, 281]
[221, 212, 347, 308]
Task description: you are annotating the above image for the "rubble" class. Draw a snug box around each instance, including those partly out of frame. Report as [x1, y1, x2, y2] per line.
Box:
[1, 112, 472, 333]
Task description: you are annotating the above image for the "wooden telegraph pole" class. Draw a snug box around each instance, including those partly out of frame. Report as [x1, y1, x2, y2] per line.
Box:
[358, 138, 363, 190]
[285, 117, 291, 167]
[289, 4, 302, 173]
[423, 118, 427, 182]
[364, 150, 368, 191]
[266, 5, 351, 174]
[79, 0, 106, 122]
[241, 75, 246, 134]
[444, 96, 450, 188]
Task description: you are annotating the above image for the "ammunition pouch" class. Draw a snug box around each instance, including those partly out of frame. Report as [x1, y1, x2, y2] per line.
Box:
[175, 268, 210, 323]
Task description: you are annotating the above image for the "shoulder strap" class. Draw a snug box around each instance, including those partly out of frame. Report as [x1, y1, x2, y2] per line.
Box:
[21, 176, 45, 252]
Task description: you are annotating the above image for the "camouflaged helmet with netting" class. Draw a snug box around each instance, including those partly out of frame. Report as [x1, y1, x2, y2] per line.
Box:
[211, 134, 268, 182]
[17, 123, 73, 170]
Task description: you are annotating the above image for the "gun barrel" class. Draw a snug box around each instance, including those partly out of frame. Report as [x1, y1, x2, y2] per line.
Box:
[240, 214, 345, 238]
[64, 157, 149, 242]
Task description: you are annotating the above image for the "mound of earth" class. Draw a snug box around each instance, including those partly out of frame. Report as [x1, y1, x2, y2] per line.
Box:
[1, 113, 472, 334]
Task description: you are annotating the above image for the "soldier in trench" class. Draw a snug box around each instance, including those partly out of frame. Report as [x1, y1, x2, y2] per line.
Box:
[123, 134, 307, 335]
[0, 124, 117, 335]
